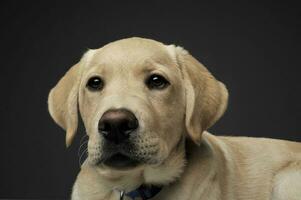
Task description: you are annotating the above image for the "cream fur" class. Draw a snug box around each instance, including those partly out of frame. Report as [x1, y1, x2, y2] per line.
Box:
[48, 37, 301, 200]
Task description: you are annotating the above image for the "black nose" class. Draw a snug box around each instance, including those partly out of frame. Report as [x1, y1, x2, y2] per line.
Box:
[98, 109, 139, 144]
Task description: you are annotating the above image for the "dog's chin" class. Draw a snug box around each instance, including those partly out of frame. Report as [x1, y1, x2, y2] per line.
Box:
[101, 153, 141, 170]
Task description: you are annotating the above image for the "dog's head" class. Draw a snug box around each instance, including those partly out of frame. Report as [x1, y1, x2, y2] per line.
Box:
[48, 37, 228, 175]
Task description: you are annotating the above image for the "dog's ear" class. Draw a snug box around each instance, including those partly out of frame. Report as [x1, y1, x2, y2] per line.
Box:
[48, 50, 95, 147]
[170, 46, 228, 145]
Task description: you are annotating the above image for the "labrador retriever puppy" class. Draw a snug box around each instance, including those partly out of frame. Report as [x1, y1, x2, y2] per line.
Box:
[48, 37, 301, 200]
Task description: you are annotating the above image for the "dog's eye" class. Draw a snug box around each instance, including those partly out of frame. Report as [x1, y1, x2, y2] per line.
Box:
[86, 76, 104, 91]
[146, 74, 169, 90]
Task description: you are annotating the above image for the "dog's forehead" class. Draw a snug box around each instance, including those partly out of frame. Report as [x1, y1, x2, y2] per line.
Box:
[90, 38, 175, 67]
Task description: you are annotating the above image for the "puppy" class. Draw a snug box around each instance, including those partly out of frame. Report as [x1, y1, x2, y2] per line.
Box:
[48, 37, 301, 200]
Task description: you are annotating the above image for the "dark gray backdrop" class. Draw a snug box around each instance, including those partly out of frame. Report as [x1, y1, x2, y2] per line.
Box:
[0, 0, 300, 198]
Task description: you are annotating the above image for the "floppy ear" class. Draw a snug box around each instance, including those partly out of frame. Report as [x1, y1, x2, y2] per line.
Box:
[172, 46, 228, 144]
[48, 50, 95, 147]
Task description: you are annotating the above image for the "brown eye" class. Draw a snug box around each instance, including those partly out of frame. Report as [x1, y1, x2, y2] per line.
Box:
[146, 74, 169, 90]
[86, 76, 104, 91]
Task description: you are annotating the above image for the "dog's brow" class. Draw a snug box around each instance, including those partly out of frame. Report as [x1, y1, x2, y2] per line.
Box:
[142, 60, 168, 71]
[90, 62, 106, 69]
[84, 63, 109, 75]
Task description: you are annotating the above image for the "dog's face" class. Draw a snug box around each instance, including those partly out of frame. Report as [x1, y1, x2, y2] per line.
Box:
[80, 39, 186, 168]
[48, 38, 228, 173]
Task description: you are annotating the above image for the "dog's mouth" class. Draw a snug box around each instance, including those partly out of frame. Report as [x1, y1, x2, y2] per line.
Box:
[91, 141, 159, 169]
[101, 153, 140, 169]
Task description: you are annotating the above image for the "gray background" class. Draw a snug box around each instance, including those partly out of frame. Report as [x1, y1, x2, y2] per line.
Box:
[0, 0, 300, 198]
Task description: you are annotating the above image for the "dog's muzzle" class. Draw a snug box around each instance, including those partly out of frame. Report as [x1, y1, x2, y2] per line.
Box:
[98, 108, 140, 169]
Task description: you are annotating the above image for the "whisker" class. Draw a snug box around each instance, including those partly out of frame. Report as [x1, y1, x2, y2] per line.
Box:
[78, 140, 88, 156]
[79, 134, 89, 144]
[79, 149, 88, 166]
[78, 134, 89, 156]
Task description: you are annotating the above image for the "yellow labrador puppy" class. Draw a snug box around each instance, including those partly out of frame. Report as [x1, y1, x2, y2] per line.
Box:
[48, 37, 301, 200]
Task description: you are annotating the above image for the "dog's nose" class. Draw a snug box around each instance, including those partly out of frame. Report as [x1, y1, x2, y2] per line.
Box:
[98, 109, 138, 144]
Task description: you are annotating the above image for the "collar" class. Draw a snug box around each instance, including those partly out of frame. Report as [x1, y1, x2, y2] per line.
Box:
[122, 185, 162, 200]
